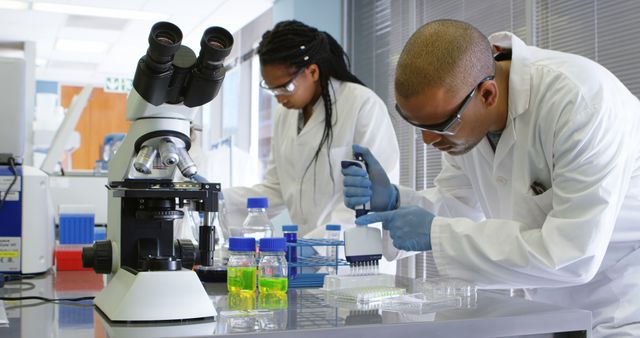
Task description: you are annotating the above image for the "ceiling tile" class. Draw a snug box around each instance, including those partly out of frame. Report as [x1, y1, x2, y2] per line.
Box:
[65, 14, 129, 31]
[1, 0, 273, 85]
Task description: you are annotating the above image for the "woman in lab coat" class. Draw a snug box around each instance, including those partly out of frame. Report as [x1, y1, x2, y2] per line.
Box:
[344, 20, 640, 337]
[221, 20, 399, 239]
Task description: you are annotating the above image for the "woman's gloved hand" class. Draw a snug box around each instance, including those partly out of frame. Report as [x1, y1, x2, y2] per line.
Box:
[342, 144, 397, 211]
[355, 206, 434, 251]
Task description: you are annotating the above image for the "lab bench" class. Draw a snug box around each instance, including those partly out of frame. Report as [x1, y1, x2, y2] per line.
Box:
[0, 270, 591, 338]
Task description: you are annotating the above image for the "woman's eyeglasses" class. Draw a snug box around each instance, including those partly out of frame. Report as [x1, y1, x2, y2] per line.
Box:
[395, 75, 495, 135]
[259, 68, 305, 96]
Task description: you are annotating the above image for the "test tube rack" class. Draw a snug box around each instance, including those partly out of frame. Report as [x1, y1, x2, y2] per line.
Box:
[286, 238, 349, 288]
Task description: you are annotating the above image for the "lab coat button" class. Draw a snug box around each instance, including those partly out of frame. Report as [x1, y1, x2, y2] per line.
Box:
[496, 176, 507, 185]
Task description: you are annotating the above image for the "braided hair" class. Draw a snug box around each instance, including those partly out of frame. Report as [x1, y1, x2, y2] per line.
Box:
[258, 20, 364, 205]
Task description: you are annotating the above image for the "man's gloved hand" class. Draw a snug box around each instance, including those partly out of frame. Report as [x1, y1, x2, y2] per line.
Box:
[355, 206, 434, 251]
[342, 144, 397, 211]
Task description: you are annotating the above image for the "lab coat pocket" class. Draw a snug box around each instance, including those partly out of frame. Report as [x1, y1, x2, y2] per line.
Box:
[531, 188, 553, 214]
[513, 188, 553, 228]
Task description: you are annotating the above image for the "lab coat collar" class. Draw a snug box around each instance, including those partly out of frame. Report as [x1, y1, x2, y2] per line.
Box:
[487, 32, 531, 166]
[488, 32, 532, 119]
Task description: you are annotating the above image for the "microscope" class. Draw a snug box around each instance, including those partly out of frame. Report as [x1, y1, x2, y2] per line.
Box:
[82, 21, 233, 322]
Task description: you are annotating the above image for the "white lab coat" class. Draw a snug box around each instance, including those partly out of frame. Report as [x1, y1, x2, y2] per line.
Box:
[390, 33, 640, 337]
[223, 78, 399, 240]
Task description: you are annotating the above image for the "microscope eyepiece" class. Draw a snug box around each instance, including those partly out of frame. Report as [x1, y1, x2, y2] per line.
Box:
[199, 26, 234, 65]
[146, 21, 183, 72]
[183, 26, 234, 107]
[132, 22, 233, 107]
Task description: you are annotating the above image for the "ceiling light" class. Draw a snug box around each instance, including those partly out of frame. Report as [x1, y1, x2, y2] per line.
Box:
[55, 39, 109, 54]
[0, 0, 29, 10]
[32, 2, 169, 21]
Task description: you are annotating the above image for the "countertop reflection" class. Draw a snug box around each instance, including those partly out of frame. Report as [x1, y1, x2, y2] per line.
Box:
[0, 270, 591, 338]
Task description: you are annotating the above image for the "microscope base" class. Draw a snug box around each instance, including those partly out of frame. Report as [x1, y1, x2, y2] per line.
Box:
[94, 268, 216, 322]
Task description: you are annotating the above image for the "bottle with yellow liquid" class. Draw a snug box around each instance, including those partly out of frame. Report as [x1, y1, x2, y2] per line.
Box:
[258, 292, 288, 330]
[227, 237, 257, 295]
[258, 238, 288, 294]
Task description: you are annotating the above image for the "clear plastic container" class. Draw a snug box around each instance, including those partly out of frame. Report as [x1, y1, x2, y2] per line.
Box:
[323, 273, 395, 291]
[258, 238, 288, 294]
[325, 224, 341, 274]
[282, 225, 298, 278]
[227, 237, 257, 294]
[416, 277, 477, 308]
[242, 197, 274, 242]
[334, 286, 406, 304]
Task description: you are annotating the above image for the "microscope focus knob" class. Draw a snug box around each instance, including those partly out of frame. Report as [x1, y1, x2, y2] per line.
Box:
[82, 240, 113, 274]
[175, 239, 198, 269]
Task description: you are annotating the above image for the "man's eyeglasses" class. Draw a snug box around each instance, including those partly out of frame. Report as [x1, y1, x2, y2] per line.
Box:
[259, 68, 305, 96]
[395, 75, 495, 135]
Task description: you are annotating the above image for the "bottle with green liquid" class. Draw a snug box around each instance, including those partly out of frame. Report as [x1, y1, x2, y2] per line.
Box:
[258, 238, 288, 294]
[227, 237, 257, 295]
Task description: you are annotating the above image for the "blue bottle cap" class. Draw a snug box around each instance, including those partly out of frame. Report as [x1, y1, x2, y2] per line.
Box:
[247, 197, 269, 209]
[228, 237, 256, 252]
[282, 224, 298, 232]
[326, 224, 341, 231]
[259, 237, 286, 252]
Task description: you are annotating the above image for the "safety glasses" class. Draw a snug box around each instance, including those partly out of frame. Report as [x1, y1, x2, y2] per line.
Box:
[395, 75, 495, 135]
[259, 68, 305, 96]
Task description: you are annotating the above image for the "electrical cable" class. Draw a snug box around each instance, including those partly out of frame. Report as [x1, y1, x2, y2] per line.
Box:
[1, 281, 36, 292]
[2, 273, 36, 283]
[0, 274, 92, 303]
[0, 157, 18, 210]
[0, 295, 94, 303]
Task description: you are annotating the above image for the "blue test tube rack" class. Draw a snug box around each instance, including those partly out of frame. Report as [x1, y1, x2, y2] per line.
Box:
[285, 238, 349, 288]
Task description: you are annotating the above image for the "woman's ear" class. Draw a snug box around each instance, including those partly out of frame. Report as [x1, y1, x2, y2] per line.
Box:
[308, 64, 320, 82]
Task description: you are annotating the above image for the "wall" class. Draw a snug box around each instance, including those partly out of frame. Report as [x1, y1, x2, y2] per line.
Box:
[60, 86, 129, 170]
[0, 41, 35, 165]
[273, 0, 343, 44]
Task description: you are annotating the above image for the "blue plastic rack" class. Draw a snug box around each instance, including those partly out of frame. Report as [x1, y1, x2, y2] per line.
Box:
[286, 238, 349, 288]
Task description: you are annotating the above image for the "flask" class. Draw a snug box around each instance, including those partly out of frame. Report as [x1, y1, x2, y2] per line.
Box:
[325, 224, 341, 275]
[258, 238, 288, 293]
[242, 197, 274, 242]
[174, 204, 198, 244]
[227, 237, 257, 294]
[282, 225, 298, 278]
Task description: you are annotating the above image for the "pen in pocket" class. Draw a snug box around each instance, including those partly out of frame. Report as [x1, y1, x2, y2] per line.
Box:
[530, 181, 547, 195]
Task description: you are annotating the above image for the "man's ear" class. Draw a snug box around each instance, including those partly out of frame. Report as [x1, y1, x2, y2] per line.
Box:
[480, 80, 498, 108]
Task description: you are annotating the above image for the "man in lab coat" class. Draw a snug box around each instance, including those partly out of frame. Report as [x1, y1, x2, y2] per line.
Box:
[343, 19, 640, 337]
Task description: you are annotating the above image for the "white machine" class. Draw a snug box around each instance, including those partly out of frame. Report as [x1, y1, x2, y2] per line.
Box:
[38, 85, 111, 226]
[82, 21, 233, 322]
[0, 56, 55, 275]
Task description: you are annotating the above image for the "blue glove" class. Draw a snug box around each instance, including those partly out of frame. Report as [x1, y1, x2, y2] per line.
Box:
[355, 206, 434, 251]
[342, 144, 397, 212]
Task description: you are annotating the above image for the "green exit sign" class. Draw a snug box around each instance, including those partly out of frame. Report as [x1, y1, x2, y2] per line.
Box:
[104, 76, 133, 93]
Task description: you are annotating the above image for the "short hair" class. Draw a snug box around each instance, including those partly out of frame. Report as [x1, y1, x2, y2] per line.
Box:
[395, 19, 495, 99]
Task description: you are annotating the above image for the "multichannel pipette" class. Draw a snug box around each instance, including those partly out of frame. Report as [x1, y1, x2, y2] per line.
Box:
[341, 152, 382, 274]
